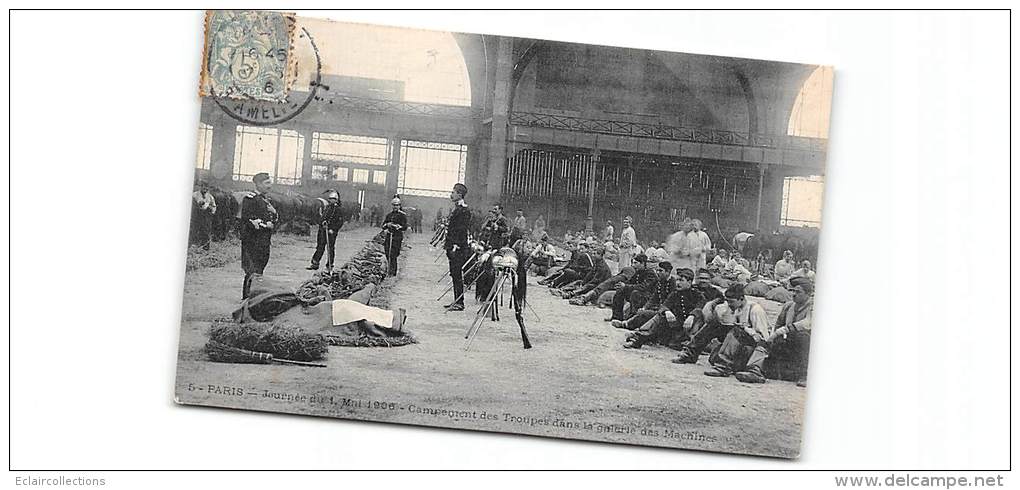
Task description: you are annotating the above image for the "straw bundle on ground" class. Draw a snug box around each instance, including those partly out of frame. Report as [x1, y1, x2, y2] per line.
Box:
[324, 333, 417, 347]
[208, 319, 328, 362]
[296, 232, 389, 303]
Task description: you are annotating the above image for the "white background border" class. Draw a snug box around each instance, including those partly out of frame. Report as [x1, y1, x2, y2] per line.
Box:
[4, 7, 1014, 479]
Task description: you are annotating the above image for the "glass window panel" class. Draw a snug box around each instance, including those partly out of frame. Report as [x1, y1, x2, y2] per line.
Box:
[311, 132, 389, 166]
[397, 140, 467, 197]
[195, 123, 213, 170]
[352, 168, 370, 183]
[780, 175, 824, 228]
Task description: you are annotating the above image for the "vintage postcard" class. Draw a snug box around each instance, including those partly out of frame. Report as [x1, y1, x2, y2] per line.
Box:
[175, 10, 832, 459]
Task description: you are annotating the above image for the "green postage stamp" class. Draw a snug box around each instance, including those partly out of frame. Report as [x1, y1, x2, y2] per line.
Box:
[199, 10, 296, 102]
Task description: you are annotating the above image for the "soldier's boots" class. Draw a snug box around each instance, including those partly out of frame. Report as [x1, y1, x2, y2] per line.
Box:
[734, 369, 767, 384]
[703, 367, 731, 377]
[671, 349, 699, 364]
[622, 334, 646, 349]
[443, 302, 465, 312]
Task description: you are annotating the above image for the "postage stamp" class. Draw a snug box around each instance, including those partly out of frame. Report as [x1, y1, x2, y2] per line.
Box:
[199, 10, 296, 102]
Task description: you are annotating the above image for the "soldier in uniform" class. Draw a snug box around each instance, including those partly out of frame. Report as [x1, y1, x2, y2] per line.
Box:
[480, 204, 511, 249]
[443, 183, 471, 311]
[239, 172, 278, 299]
[306, 189, 345, 271]
[382, 196, 409, 276]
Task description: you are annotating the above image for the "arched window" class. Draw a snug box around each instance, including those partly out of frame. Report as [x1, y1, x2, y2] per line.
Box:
[313, 22, 471, 106]
[787, 66, 833, 139]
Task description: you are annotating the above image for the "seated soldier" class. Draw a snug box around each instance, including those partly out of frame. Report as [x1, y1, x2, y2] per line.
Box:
[701, 284, 772, 378]
[589, 255, 652, 309]
[529, 236, 558, 276]
[610, 261, 675, 329]
[548, 244, 595, 289]
[605, 254, 657, 321]
[556, 247, 611, 298]
[538, 242, 579, 285]
[733, 278, 813, 386]
[569, 266, 635, 305]
[622, 268, 705, 349]
[670, 272, 735, 364]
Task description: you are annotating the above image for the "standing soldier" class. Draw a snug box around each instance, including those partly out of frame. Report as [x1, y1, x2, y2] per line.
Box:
[382, 196, 408, 276]
[306, 189, 345, 271]
[240, 172, 278, 298]
[443, 183, 471, 311]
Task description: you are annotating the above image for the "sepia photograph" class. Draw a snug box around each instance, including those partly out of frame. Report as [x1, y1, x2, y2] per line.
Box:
[173, 10, 833, 459]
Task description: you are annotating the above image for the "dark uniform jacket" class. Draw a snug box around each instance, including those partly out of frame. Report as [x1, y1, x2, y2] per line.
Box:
[383, 210, 409, 235]
[240, 192, 278, 241]
[444, 202, 471, 251]
[481, 214, 511, 248]
[642, 277, 678, 310]
[661, 287, 707, 318]
[627, 266, 658, 290]
[320, 202, 345, 231]
[582, 258, 612, 285]
[566, 251, 595, 274]
[694, 283, 724, 304]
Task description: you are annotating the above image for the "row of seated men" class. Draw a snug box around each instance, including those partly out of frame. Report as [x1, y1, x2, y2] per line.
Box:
[533, 243, 813, 386]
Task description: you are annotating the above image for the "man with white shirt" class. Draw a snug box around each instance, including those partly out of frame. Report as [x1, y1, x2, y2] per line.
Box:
[774, 250, 797, 283]
[690, 219, 712, 271]
[790, 260, 816, 282]
[703, 284, 773, 378]
[618, 216, 637, 268]
[733, 277, 814, 386]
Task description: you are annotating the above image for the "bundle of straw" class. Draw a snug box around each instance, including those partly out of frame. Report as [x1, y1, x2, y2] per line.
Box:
[324, 333, 417, 348]
[208, 320, 328, 362]
[205, 341, 326, 367]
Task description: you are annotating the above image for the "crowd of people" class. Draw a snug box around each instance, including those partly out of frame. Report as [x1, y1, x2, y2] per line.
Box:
[513, 213, 816, 387]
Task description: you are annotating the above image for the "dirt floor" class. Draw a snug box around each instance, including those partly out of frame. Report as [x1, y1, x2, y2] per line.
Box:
[174, 225, 806, 458]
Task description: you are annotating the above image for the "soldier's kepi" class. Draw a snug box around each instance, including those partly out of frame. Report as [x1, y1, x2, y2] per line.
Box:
[382, 196, 408, 276]
[240, 172, 278, 298]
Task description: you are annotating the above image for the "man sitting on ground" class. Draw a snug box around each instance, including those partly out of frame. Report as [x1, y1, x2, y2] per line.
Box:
[622, 268, 706, 349]
[606, 254, 658, 322]
[610, 261, 675, 329]
[670, 273, 735, 364]
[774, 250, 796, 283]
[701, 284, 772, 378]
[790, 260, 815, 282]
[569, 265, 636, 306]
[732, 278, 813, 386]
[554, 246, 611, 297]
[545, 243, 595, 288]
[529, 236, 558, 276]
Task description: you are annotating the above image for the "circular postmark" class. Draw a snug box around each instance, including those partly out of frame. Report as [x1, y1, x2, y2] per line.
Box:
[213, 26, 322, 126]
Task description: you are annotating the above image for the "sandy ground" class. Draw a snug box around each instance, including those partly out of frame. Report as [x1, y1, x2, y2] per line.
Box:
[175, 226, 806, 458]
